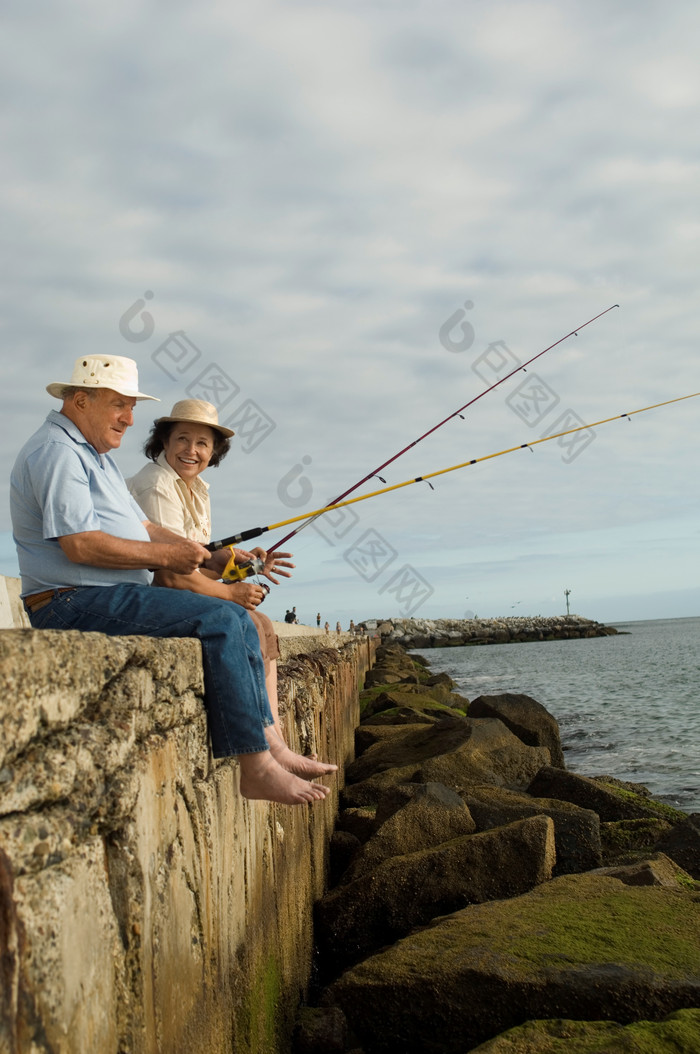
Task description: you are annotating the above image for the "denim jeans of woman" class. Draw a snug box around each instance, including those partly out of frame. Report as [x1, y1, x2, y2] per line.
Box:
[28, 584, 274, 757]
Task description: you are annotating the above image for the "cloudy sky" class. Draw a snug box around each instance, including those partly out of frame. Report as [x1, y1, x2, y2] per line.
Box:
[2, 0, 698, 627]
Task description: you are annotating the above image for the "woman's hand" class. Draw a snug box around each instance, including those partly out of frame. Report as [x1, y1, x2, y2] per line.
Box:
[205, 545, 295, 586]
[225, 581, 268, 610]
[247, 547, 295, 585]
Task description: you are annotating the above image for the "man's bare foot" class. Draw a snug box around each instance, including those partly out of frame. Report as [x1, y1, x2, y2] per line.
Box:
[238, 750, 330, 805]
[266, 727, 338, 778]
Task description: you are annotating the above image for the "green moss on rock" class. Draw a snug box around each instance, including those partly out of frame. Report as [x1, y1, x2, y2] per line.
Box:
[329, 873, 700, 1054]
[596, 780, 687, 823]
[471, 1008, 700, 1052]
[371, 702, 466, 719]
[601, 818, 673, 863]
[361, 688, 465, 721]
[359, 683, 394, 706]
[503, 882, 699, 974]
[411, 659, 432, 683]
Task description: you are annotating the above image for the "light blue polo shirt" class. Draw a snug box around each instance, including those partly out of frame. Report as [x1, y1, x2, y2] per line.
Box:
[10, 410, 153, 595]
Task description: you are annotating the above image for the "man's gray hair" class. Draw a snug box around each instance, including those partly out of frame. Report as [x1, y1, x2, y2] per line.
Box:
[61, 386, 100, 401]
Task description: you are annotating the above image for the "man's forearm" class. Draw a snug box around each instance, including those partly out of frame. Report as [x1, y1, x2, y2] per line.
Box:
[58, 530, 207, 574]
[145, 521, 223, 573]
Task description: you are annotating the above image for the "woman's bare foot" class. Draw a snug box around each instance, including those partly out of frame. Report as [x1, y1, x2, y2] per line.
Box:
[238, 750, 330, 805]
[266, 727, 338, 779]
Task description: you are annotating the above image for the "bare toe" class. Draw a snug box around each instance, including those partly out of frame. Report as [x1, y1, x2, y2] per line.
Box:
[266, 728, 337, 779]
[238, 752, 331, 806]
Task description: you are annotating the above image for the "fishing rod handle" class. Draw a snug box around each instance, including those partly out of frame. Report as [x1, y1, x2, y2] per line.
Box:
[205, 526, 266, 552]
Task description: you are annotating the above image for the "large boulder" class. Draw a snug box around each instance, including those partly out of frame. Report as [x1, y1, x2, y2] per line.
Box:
[360, 705, 442, 726]
[590, 852, 698, 890]
[346, 716, 473, 784]
[469, 693, 565, 768]
[293, 1006, 348, 1054]
[469, 1008, 700, 1053]
[340, 782, 476, 883]
[361, 688, 465, 722]
[354, 723, 428, 757]
[423, 672, 457, 690]
[345, 715, 551, 793]
[361, 651, 422, 689]
[362, 667, 418, 688]
[335, 807, 377, 844]
[316, 815, 555, 976]
[462, 784, 601, 875]
[527, 766, 687, 823]
[340, 773, 417, 809]
[328, 830, 362, 886]
[418, 722, 551, 792]
[654, 813, 700, 880]
[601, 817, 673, 865]
[326, 871, 700, 1054]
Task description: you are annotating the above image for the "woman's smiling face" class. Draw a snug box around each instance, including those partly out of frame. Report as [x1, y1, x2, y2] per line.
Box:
[163, 423, 215, 482]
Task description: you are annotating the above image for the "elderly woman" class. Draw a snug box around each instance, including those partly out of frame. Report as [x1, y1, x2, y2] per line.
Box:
[127, 399, 335, 781]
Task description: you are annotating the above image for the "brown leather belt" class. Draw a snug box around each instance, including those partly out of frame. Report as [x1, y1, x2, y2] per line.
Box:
[24, 587, 76, 613]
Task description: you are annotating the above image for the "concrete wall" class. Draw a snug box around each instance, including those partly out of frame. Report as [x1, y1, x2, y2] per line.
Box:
[0, 585, 374, 1054]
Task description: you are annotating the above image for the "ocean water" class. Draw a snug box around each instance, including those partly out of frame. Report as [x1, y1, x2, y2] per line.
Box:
[414, 617, 700, 814]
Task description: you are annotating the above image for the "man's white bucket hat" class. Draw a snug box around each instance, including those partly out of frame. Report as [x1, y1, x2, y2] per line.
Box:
[46, 355, 159, 401]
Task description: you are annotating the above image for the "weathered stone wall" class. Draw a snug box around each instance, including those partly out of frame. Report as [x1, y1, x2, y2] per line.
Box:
[0, 577, 30, 631]
[0, 620, 374, 1054]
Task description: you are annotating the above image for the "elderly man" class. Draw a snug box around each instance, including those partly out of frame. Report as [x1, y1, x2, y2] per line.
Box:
[10, 355, 330, 806]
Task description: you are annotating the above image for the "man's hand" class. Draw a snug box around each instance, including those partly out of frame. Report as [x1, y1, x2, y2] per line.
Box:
[160, 538, 210, 575]
[202, 547, 234, 576]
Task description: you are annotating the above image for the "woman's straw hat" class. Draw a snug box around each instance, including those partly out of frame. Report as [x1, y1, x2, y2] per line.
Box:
[155, 399, 234, 438]
[47, 355, 159, 401]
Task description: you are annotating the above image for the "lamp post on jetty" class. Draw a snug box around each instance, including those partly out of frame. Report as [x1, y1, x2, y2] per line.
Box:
[564, 588, 571, 615]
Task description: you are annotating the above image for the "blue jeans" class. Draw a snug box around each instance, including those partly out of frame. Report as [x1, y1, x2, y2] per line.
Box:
[27, 584, 274, 758]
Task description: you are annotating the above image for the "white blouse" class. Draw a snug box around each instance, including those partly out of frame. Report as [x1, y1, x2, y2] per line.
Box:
[127, 451, 212, 543]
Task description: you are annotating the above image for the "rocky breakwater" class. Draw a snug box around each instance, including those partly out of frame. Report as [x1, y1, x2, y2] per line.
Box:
[294, 642, 700, 1054]
[359, 614, 618, 649]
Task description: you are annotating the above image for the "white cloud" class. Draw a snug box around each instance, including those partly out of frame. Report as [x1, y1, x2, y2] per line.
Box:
[2, 0, 699, 622]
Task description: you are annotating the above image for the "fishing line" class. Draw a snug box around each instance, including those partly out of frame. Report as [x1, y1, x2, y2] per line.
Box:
[267, 303, 619, 551]
[207, 389, 699, 550]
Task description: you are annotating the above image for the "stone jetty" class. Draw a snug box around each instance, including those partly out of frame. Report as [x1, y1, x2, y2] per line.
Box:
[295, 640, 700, 1054]
[357, 614, 618, 649]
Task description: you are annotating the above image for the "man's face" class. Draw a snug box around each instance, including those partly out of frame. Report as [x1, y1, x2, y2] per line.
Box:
[75, 389, 137, 453]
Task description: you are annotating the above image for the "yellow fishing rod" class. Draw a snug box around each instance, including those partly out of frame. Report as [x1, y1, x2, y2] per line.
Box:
[208, 390, 700, 556]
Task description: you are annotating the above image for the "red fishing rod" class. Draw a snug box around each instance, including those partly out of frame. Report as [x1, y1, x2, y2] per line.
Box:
[268, 303, 619, 552]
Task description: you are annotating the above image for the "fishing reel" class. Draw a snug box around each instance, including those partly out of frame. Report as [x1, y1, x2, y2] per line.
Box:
[221, 549, 271, 600]
[222, 547, 266, 583]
